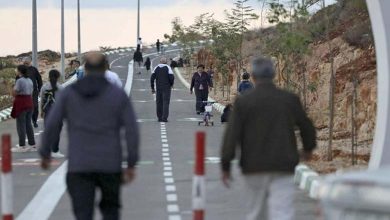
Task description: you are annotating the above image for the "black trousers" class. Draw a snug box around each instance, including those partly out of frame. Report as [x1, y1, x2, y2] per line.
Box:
[66, 173, 122, 220]
[156, 88, 171, 121]
[44, 113, 62, 153]
[195, 89, 208, 113]
[32, 91, 39, 124]
[16, 110, 35, 146]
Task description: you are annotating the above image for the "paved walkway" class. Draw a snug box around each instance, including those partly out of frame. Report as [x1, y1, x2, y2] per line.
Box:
[0, 47, 319, 219]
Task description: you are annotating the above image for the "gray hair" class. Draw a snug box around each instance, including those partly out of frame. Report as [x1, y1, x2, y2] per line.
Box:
[251, 57, 275, 80]
[160, 57, 168, 64]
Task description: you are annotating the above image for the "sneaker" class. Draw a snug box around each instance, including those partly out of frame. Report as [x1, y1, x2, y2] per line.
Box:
[33, 122, 38, 128]
[29, 146, 38, 152]
[11, 146, 29, 153]
[51, 152, 65, 158]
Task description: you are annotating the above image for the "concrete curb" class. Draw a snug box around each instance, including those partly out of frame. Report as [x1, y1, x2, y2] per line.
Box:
[294, 164, 322, 199]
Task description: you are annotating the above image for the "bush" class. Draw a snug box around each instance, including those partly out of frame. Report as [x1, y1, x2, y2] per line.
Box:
[343, 20, 373, 48]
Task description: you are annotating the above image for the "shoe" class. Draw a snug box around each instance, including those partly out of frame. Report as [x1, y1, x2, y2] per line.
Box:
[158, 119, 163, 122]
[162, 119, 168, 123]
[51, 152, 65, 158]
[196, 111, 201, 115]
[33, 122, 38, 128]
[11, 146, 29, 153]
[29, 146, 38, 152]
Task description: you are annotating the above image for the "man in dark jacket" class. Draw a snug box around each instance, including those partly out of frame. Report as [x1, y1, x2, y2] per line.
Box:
[151, 57, 175, 122]
[220, 57, 316, 220]
[133, 46, 143, 74]
[190, 64, 213, 114]
[23, 57, 42, 128]
[40, 52, 139, 220]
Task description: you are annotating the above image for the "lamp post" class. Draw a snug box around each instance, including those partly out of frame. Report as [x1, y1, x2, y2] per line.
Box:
[61, 0, 65, 80]
[137, 0, 140, 45]
[77, 0, 81, 61]
[32, 0, 38, 68]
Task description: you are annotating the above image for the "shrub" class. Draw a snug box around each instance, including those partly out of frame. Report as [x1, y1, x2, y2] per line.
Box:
[343, 20, 373, 48]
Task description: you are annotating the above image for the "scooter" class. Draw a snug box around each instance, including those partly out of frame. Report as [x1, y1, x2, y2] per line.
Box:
[198, 101, 216, 126]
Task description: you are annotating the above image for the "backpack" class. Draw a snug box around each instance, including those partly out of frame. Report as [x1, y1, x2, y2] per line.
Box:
[42, 90, 56, 114]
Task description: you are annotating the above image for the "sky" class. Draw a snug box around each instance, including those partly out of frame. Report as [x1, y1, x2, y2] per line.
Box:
[0, 0, 335, 56]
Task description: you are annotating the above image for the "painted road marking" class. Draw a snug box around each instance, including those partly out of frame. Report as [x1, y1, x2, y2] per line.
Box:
[167, 204, 180, 213]
[166, 185, 176, 192]
[16, 162, 68, 220]
[167, 194, 178, 202]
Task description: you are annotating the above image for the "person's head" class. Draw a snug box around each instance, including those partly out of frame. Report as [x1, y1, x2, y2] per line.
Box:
[83, 52, 107, 76]
[22, 57, 32, 66]
[139, 37, 142, 40]
[48, 69, 61, 91]
[73, 60, 81, 68]
[136, 45, 141, 52]
[104, 59, 110, 70]
[16, 65, 28, 78]
[146, 57, 151, 61]
[157, 39, 160, 42]
[197, 64, 205, 73]
[160, 57, 168, 64]
[251, 57, 275, 84]
[242, 72, 250, 80]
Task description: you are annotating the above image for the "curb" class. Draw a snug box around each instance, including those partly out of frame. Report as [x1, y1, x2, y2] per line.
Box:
[175, 67, 323, 199]
[294, 164, 322, 199]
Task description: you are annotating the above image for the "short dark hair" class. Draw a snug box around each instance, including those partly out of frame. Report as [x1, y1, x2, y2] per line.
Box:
[242, 72, 250, 80]
[17, 65, 28, 77]
[84, 52, 107, 74]
[197, 64, 205, 69]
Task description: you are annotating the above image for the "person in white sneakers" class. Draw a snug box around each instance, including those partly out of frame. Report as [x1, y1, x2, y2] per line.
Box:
[40, 69, 65, 158]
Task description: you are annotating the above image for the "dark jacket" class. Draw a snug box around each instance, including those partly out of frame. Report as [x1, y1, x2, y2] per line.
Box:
[238, 80, 254, 94]
[144, 59, 151, 70]
[151, 64, 175, 90]
[133, 51, 143, 62]
[190, 72, 213, 92]
[221, 83, 316, 174]
[27, 66, 43, 92]
[39, 75, 140, 173]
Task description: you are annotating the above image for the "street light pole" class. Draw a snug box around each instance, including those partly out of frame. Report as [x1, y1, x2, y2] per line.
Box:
[32, 0, 38, 68]
[77, 0, 81, 61]
[137, 0, 140, 45]
[61, 0, 65, 80]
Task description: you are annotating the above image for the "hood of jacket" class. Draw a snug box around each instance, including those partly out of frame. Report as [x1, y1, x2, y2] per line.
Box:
[72, 75, 110, 98]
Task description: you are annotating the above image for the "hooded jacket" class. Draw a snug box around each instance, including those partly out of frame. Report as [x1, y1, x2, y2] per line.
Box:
[40, 75, 139, 173]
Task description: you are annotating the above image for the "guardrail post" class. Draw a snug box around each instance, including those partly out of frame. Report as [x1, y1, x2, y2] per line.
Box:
[1, 134, 13, 220]
[193, 132, 205, 220]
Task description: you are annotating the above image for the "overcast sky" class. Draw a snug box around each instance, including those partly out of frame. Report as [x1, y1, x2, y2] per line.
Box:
[0, 0, 335, 56]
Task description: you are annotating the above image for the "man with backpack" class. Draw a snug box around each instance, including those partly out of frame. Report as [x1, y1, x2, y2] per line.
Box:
[23, 57, 42, 128]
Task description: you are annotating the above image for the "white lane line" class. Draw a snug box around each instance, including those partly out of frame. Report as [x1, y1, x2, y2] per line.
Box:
[164, 162, 172, 166]
[162, 153, 170, 157]
[162, 144, 169, 148]
[162, 139, 168, 143]
[16, 162, 68, 220]
[164, 178, 174, 184]
[163, 157, 170, 161]
[169, 215, 182, 220]
[167, 204, 180, 213]
[166, 185, 176, 192]
[166, 194, 178, 202]
[164, 167, 172, 171]
[162, 148, 169, 152]
[163, 172, 173, 177]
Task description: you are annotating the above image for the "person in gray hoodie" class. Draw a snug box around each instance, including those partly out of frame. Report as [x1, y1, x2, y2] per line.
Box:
[39, 52, 139, 220]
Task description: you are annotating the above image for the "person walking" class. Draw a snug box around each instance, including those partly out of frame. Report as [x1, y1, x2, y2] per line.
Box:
[220, 57, 316, 220]
[133, 46, 143, 75]
[238, 72, 254, 95]
[137, 37, 143, 51]
[190, 64, 213, 114]
[23, 57, 42, 128]
[40, 52, 139, 220]
[156, 39, 161, 54]
[104, 59, 123, 88]
[144, 57, 151, 73]
[40, 69, 64, 158]
[150, 57, 174, 122]
[11, 65, 36, 152]
[170, 58, 178, 70]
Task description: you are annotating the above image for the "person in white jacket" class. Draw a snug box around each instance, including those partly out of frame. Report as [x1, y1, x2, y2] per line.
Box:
[104, 59, 123, 88]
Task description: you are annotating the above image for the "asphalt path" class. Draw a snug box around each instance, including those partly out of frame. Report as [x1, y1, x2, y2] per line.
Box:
[0, 46, 319, 220]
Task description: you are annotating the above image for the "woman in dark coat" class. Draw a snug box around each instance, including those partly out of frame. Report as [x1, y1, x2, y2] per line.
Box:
[144, 57, 151, 73]
[190, 64, 213, 114]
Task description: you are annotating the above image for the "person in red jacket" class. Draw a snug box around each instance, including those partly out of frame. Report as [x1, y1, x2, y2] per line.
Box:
[11, 65, 36, 152]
